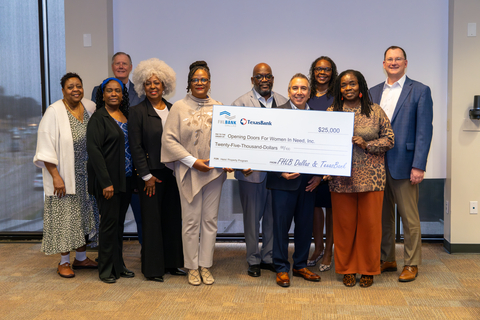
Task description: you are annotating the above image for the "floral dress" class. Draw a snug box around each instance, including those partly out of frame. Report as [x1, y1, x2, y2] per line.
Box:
[41, 109, 99, 255]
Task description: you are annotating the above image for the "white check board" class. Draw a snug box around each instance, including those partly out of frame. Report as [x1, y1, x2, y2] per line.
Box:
[209, 105, 354, 176]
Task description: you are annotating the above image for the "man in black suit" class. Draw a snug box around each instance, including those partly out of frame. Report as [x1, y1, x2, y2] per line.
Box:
[267, 73, 322, 287]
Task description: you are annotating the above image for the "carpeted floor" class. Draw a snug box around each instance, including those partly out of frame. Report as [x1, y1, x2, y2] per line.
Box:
[0, 241, 479, 319]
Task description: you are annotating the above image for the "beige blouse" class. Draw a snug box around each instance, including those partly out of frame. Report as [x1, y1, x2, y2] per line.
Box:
[328, 103, 394, 193]
[161, 94, 224, 203]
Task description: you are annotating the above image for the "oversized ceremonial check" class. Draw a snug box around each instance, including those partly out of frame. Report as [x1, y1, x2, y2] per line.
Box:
[209, 105, 355, 176]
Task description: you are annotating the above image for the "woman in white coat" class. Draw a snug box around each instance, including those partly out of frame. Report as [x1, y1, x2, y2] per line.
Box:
[34, 72, 99, 278]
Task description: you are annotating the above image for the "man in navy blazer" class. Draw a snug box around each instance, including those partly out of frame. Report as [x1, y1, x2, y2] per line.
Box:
[91, 52, 144, 107]
[266, 73, 321, 287]
[91, 52, 145, 245]
[231, 63, 287, 278]
[369, 46, 433, 282]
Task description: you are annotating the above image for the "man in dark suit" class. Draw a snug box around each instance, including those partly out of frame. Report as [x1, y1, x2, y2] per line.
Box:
[369, 46, 433, 282]
[231, 63, 288, 278]
[91, 52, 145, 245]
[91, 52, 144, 106]
[267, 73, 321, 287]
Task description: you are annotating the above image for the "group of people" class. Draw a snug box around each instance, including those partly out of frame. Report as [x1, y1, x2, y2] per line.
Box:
[33, 45, 433, 288]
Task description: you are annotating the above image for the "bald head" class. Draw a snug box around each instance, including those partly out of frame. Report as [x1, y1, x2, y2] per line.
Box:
[251, 63, 274, 99]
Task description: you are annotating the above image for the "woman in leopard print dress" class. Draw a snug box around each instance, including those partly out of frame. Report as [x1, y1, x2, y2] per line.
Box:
[327, 70, 394, 288]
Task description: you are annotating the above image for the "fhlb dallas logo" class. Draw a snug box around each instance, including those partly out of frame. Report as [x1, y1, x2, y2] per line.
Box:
[218, 111, 236, 126]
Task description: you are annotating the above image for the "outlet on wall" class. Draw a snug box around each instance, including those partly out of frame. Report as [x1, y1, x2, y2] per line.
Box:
[470, 201, 478, 214]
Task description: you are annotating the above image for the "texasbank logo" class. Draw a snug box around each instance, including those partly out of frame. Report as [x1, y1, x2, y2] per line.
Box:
[218, 111, 236, 126]
[239, 118, 272, 126]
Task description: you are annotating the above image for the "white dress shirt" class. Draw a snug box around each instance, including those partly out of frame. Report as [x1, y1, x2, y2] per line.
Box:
[380, 74, 406, 121]
[290, 101, 310, 110]
[253, 89, 274, 108]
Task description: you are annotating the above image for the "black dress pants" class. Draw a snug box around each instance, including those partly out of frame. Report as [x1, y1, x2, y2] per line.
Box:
[96, 177, 132, 280]
[138, 168, 184, 278]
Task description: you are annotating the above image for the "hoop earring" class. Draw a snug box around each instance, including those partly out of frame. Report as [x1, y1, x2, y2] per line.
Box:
[359, 92, 363, 98]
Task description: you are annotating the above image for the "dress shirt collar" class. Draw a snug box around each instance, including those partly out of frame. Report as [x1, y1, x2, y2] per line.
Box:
[290, 100, 310, 110]
[383, 74, 406, 90]
[253, 88, 274, 107]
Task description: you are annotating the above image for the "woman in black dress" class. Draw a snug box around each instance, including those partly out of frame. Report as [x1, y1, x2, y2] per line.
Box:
[306, 56, 338, 272]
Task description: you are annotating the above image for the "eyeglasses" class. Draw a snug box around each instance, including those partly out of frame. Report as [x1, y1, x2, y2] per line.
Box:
[385, 57, 405, 63]
[191, 78, 210, 84]
[314, 67, 332, 73]
[253, 74, 273, 81]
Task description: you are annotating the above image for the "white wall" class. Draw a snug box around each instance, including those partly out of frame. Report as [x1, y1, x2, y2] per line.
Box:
[112, 0, 448, 179]
[65, 0, 113, 100]
[445, 0, 480, 245]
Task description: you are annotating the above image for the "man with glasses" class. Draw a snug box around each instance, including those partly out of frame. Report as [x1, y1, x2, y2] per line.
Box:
[91, 52, 145, 245]
[369, 46, 433, 282]
[231, 63, 287, 278]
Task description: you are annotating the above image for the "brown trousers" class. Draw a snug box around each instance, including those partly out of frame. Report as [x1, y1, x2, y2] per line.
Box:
[381, 169, 422, 266]
[331, 191, 384, 275]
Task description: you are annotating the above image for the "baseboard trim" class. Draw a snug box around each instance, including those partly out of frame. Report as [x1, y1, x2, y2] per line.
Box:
[444, 239, 480, 253]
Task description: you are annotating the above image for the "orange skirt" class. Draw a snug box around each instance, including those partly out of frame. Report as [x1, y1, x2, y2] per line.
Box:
[331, 191, 383, 275]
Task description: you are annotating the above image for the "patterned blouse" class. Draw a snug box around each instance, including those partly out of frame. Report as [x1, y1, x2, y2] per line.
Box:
[114, 119, 133, 177]
[327, 103, 394, 193]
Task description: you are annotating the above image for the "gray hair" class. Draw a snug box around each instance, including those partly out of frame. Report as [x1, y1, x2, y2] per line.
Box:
[288, 73, 310, 91]
[132, 58, 176, 97]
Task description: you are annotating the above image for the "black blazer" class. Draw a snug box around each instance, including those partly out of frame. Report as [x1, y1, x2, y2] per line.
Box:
[266, 101, 313, 191]
[128, 98, 172, 178]
[87, 106, 127, 195]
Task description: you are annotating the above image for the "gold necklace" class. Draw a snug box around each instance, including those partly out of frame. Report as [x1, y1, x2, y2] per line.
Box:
[63, 99, 83, 122]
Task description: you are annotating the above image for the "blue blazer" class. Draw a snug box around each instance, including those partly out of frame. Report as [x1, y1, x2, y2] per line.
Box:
[369, 76, 433, 180]
[91, 81, 144, 107]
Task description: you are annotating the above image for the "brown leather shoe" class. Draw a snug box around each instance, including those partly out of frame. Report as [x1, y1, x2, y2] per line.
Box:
[57, 263, 75, 278]
[380, 260, 397, 273]
[359, 275, 374, 287]
[343, 274, 356, 287]
[276, 272, 290, 287]
[292, 268, 321, 282]
[399, 265, 418, 282]
[72, 257, 98, 269]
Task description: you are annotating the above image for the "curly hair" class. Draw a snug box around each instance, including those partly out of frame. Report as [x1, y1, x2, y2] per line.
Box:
[308, 56, 337, 99]
[60, 72, 83, 88]
[332, 70, 373, 117]
[94, 79, 130, 119]
[132, 58, 176, 98]
[186, 61, 210, 92]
